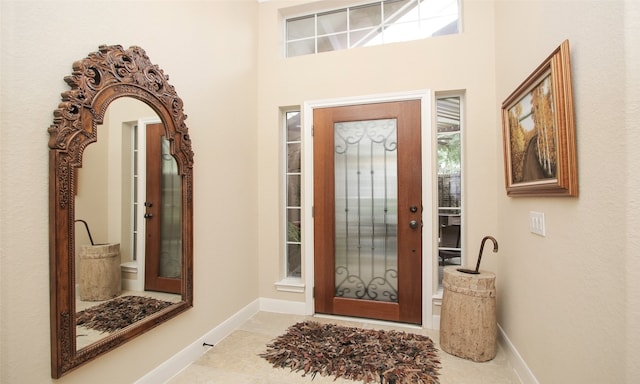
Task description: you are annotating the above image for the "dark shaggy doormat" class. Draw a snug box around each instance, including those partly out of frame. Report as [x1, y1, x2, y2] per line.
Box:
[76, 295, 173, 333]
[260, 321, 441, 384]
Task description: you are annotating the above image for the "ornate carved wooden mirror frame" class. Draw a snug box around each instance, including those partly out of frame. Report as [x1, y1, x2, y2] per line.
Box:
[48, 45, 194, 378]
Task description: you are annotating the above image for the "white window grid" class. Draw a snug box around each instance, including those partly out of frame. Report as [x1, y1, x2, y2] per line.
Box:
[285, 0, 459, 57]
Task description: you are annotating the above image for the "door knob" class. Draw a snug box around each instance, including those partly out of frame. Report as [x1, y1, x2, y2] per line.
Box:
[144, 213, 153, 219]
[409, 220, 419, 229]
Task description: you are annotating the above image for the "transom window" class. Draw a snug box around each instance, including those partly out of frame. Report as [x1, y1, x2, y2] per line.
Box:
[285, 0, 460, 57]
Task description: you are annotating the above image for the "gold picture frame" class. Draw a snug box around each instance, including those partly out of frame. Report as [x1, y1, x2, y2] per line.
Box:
[501, 39, 578, 197]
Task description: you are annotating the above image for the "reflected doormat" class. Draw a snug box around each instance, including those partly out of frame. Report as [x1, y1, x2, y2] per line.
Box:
[260, 321, 440, 384]
[76, 295, 173, 333]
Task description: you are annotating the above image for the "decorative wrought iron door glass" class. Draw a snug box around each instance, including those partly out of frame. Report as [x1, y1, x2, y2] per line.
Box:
[334, 119, 398, 302]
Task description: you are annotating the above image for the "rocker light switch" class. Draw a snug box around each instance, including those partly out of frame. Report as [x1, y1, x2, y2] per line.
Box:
[529, 211, 546, 236]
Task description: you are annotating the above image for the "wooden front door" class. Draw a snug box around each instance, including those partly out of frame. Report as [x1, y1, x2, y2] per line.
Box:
[314, 100, 422, 324]
[144, 123, 181, 294]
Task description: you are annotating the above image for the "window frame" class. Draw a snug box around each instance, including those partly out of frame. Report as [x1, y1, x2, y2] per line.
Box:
[276, 108, 305, 293]
[284, 0, 461, 58]
[435, 93, 464, 290]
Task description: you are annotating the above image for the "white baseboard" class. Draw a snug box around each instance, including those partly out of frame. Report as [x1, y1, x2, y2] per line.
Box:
[432, 315, 440, 330]
[259, 297, 309, 315]
[497, 324, 539, 384]
[135, 299, 260, 384]
[121, 278, 137, 291]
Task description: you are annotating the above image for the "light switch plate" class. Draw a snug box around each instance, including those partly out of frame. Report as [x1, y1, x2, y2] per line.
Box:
[530, 211, 546, 236]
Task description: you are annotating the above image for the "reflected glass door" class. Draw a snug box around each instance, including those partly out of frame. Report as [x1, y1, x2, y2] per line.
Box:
[145, 123, 181, 293]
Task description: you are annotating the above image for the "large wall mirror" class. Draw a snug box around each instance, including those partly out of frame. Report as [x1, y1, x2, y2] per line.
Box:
[48, 45, 194, 378]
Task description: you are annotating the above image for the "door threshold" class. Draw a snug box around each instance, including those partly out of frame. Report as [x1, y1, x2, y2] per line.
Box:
[313, 313, 423, 330]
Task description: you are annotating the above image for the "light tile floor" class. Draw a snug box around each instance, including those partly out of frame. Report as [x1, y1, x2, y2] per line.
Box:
[167, 311, 521, 384]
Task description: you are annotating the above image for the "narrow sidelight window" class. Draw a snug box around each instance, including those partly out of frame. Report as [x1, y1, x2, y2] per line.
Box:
[436, 95, 462, 287]
[285, 111, 302, 278]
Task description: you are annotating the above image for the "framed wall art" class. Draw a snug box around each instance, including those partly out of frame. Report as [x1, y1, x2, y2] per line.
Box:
[501, 39, 578, 197]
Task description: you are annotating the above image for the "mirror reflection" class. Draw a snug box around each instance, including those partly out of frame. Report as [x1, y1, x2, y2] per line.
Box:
[49, 45, 193, 378]
[74, 98, 181, 350]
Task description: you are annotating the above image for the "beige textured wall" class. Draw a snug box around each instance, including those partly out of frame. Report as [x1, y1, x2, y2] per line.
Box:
[625, 3, 640, 382]
[0, 1, 259, 383]
[256, 0, 499, 304]
[495, 1, 638, 382]
[2, 0, 637, 383]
